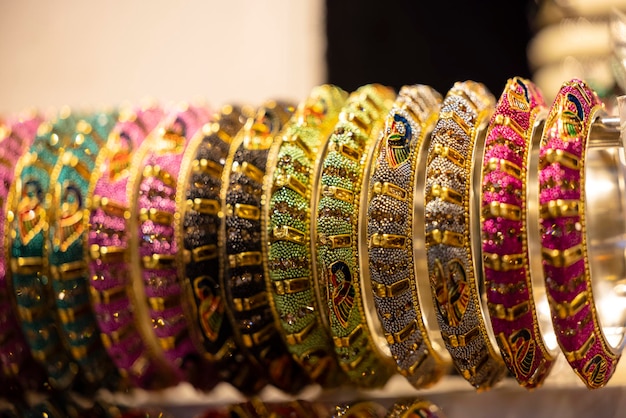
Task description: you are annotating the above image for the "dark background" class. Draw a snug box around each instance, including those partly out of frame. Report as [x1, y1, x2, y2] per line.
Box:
[325, 1, 538, 97]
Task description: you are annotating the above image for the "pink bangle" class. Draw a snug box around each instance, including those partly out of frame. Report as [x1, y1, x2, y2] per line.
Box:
[127, 103, 216, 389]
[0, 113, 46, 388]
[481, 77, 559, 388]
[87, 104, 176, 389]
[539, 78, 626, 388]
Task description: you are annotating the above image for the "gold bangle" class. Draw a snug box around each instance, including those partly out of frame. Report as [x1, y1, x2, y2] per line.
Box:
[7, 109, 81, 390]
[176, 103, 266, 394]
[481, 77, 559, 388]
[423, 80, 508, 390]
[539, 78, 626, 388]
[127, 103, 215, 388]
[366, 84, 452, 388]
[262, 84, 348, 387]
[314, 83, 397, 388]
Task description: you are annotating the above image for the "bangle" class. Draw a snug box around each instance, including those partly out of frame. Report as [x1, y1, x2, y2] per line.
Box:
[127, 103, 215, 389]
[0, 113, 46, 388]
[423, 80, 508, 390]
[333, 401, 388, 417]
[7, 109, 81, 390]
[263, 84, 348, 387]
[315, 83, 397, 388]
[176, 104, 265, 394]
[385, 398, 447, 418]
[87, 104, 177, 389]
[366, 84, 452, 388]
[481, 77, 559, 388]
[539, 78, 626, 388]
[48, 110, 123, 389]
[220, 100, 312, 393]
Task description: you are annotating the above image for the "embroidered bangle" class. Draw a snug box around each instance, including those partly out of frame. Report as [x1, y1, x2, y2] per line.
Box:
[0, 113, 46, 388]
[220, 100, 313, 393]
[314, 84, 397, 388]
[366, 84, 452, 389]
[176, 104, 265, 394]
[423, 80, 508, 390]
[263, 85, 348, 387]
[7, 109, 81, 390]
[47, 110, 123, 389]
[87, 104, 177, 389]
[128, 103, 215, 389]
[481, 77, 559, 388]
[385, 398, 448, 418]
[539, 78, 626, 389]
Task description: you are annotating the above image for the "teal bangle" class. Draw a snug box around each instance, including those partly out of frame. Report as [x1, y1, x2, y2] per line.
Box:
[314, 84, 397, 388]
[263, 84, 349, 387]
[48, 111, 122, 389]
[7, 109, 80, 390]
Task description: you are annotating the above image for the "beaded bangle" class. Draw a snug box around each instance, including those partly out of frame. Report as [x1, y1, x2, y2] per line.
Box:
[176, 104, 265, 394]
[423, 80, 508, 390]
[128, 103, 215, 389]
[47, 110, 122, 389]
[314, 84, 397, 388]
[481, 77, 559, 388]
[263, 84, 348, 387]
[0, 113, 45, 388]
[366, 84, 451, 388]
[7, 109, 81, 390]
[87, 104, 176, 389]
[539, 78, 626, 388]
[385, 398, 447, 418]
[220, 100, 312, 393]
[333, 400, 388, 418]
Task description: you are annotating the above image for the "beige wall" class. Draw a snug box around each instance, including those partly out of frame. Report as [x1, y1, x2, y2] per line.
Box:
[0, 0, 325, 115]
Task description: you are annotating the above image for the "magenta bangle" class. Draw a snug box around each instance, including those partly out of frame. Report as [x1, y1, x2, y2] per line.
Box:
[128, 103, 216, 389]
[481, 77, 559, 388]
[0, 114, 45, 388]
[87, 104, 176, 389]
[539, 78, 626, 388]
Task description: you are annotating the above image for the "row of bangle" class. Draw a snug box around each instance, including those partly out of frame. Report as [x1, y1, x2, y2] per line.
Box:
[1, 77, 625, 410]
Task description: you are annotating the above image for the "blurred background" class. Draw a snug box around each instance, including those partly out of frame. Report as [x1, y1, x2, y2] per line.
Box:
[2, 0, 626, 115]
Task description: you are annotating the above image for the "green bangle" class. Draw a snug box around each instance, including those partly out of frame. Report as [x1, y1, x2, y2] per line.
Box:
[314, 84, 397, 388]
[263, 84, 348, 387]
[48, 111, 122, 388]
[7, 109, 80, 390]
